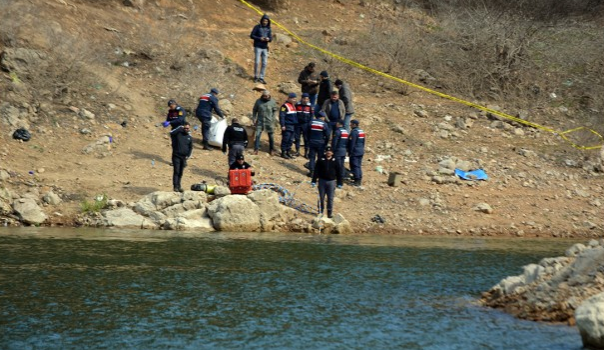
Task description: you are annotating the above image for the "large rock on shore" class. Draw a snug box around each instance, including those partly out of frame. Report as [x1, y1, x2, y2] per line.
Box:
[12, 198, 47, 225]
[103, 207, 157, 229]
[481, 240, 604, 323]
[576, 292, 604, 350]
[207, 195, 261, 232]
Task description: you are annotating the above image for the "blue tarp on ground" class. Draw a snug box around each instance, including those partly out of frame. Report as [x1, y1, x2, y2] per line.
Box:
[454, 168, 488, 181]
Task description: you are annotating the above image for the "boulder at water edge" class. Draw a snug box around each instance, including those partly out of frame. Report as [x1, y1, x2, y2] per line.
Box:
[103, 207, 157, 229]
[12, 198, 47, 225]
[207, 195, 261, 232]
[576, 293, 604, 350]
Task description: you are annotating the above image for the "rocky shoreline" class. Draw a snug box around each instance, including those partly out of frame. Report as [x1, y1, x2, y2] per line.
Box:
[480, 239, 604, 348]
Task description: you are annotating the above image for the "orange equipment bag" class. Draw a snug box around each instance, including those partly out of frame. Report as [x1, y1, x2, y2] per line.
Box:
[228, 169, 253, 194]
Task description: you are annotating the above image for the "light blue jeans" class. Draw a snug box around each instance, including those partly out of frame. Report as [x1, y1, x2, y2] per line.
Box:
[344, 113, 353, 132]
[254, 47, 268, 80]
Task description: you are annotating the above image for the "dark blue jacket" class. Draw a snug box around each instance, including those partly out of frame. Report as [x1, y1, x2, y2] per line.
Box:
[296, 102, 313, 125]
[196, 93, 224, 121]
[222, 123, 248, 152]
[279, 102, 298, 129]
[348, 127, 366, 157]
[307, 118, 330, 148]
[332, 127, 349, 157]
[170, 125, 193, 158]
[166, 105, 186, 129]
[250, 14, 272, 50]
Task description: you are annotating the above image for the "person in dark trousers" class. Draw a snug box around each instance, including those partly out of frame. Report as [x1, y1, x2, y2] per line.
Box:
[295, 92, 313, 158]
[321, 90, 346, 136]
[222, 118, 249, 166]
[306, 111, 330, 177]
[311, 147, 343, 218]
[298, 62, 320, 107]
[252, 89, 278, 155]
[229, 154, 255, 176]
[279, 92, 298, 159]
[196, 88, 224, 150]
[334, 79, 355, 131]
[347, 119, 366, 187]
[316, 70, 332, 115]
[163, 99, 186, 130]
[332, 119, 349, 179]
[170, 122, 193, 192]
[250, 14, 272, 84]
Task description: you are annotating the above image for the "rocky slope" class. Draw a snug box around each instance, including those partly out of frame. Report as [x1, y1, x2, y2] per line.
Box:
[0, 0, 603, 237]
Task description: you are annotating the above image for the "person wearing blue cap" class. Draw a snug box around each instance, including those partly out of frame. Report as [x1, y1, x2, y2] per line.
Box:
[279, 92, 298, 159]
[164, 99, 186, 130]
[295, 92, 312, 158]
[306, 110, 330, 176]
[347, 119, 366, 186]
[195, 88, 224, 150]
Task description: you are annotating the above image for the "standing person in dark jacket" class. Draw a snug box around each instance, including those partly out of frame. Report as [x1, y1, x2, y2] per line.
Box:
[222, 118, 249, 166]
[321, 91, 346, 136]
[279, 93, 298, 159]
[170, 122, 193, 192]
[306, 111, 330, 177]
[295, 93, 313, 158]
[334, 79, 355, 131]
[298, 62, 319, 107]
[347, 119, 366, 187]
[252, 90, 278, 155]
[163, 99, 186, 130]
[196, 88, 224, 150]
[316, 70, 332, 115]
[250, 14, 272, 84]
[311, 147, 343, 218]
[331, 120, 349, 179]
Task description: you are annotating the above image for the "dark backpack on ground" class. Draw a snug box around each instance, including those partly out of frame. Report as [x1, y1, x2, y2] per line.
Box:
[13, 128, 31, 142]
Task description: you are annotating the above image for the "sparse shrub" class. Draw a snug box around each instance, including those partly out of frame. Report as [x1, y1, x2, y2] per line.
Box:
[80, 194, 108, 213]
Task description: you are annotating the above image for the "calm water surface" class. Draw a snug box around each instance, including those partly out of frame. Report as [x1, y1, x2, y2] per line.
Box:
[0, 227, 583, 349]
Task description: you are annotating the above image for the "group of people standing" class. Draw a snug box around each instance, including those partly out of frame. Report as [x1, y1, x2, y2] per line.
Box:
[163, 13, 366, 218]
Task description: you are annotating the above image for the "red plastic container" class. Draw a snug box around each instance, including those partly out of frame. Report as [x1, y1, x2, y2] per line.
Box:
[228, 169, 253, 194]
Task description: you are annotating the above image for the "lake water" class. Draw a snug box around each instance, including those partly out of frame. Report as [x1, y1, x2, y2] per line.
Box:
[0, 228, 583, 349]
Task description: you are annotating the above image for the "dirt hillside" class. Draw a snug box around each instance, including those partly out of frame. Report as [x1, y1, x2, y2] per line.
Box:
[1, 0, 603, 237]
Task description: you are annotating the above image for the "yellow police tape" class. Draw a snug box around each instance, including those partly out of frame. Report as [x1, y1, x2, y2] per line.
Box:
[239, 0, 603, 151]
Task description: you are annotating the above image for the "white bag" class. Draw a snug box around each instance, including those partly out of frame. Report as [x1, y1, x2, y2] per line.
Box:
[208, 116, 227, 147]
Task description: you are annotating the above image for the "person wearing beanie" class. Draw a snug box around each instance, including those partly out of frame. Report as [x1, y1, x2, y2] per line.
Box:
[295, 92, 313, 158]
[229, 154, 255, 176]
[279, 93, 298, 159]
[298, 62, 320, 107]
[170, 122, 193, 193]
[252, 89, 278, 155]
[334, 79, 355, 131]
[347, 119, 366, 187]
[316, 70, 332, 116]
[164, 99, 186, 130]
[195, 88, 224, 150]
[222, 118, 249, 166]
[250, 14, 272, 84]
[311, 146, 343, 218]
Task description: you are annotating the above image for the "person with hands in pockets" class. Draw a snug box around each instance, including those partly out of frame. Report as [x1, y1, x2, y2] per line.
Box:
[311, 146, 343, 219]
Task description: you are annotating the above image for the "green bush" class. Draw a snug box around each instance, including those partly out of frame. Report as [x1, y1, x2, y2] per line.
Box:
[80, 194, 108, 213]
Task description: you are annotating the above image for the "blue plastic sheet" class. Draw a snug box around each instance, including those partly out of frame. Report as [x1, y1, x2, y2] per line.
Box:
[454, 168, 488, 181]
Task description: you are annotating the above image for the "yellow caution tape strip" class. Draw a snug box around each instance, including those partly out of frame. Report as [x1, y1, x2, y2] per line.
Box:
[239, 0, 603, 150]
